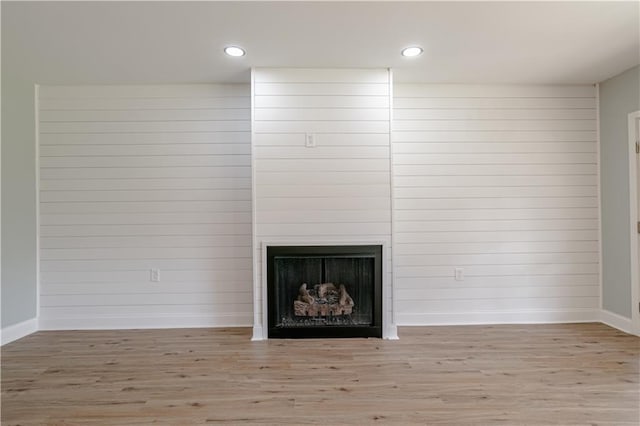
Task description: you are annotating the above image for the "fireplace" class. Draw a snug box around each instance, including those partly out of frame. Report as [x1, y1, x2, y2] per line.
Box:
[266, 245, 383, 338]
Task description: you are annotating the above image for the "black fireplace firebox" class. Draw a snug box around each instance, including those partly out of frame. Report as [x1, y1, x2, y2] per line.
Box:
[267, 245, 382, 338]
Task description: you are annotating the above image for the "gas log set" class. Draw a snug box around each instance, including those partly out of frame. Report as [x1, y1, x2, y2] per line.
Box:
[294, 282, 355, 317]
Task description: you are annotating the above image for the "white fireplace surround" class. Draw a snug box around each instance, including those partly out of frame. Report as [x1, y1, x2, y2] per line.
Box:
[251, 68, 397, 339]
[251, 241, 398, 340]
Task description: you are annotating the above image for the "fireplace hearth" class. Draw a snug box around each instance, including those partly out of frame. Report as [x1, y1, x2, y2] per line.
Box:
[266, 245, 382, 338]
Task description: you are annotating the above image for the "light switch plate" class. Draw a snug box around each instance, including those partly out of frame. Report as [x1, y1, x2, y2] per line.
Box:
[305, 133, 316, 148]
[454, 267, 464, 281]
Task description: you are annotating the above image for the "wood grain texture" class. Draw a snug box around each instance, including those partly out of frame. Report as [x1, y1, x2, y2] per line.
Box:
[2, 324, 638, 425]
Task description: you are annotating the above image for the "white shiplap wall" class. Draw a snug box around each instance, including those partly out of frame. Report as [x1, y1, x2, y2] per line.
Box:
[393, 84, 599, 324]
[36, 80, 601, 332]
[252, 69, 395, 338]
[38, 85, 252, 329]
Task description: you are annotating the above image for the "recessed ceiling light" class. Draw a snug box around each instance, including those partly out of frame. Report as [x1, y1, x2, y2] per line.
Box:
[224, 46, 246, 57]
[401, 46, 423, 57]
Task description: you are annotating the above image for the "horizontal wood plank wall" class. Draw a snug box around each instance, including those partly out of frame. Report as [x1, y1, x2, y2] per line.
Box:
[252, 69, 393, 335]
[392, 84, 599, 325]
[38, 85, 252, 329]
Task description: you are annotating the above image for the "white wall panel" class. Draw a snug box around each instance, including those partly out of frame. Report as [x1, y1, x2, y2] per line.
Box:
[40, 155, 250, 168]
[254, 82, 389, 96]
[41, 246, 251, 260]
[394, 175, 597, 186]
[40, 144, 251, 156]
[256, 159, 389, 172]
[393, 84, 599, 324]
[254, 95, 390, 109]
[395, 230, 597, 243]
[394, 84, 595, 98]
[393, 130, 596, 143]
[40, 131, 250, 145]
[40, 201, 252, 214]
[252, 68, 394, 338]
[40, 120, 249, 133]
[395, 197, 597, 209]
[395, 208, 598, 221]
[395, 164, 597, 176]
[38, 79, 600, 332]
[40, 108, 249, 122]
[40, 167, 251, 180]
[394, 108, 596, 120]
[394, 97, 596, 109]
[393, 142, 596, 154]
[41, 178, 252, 192]
[39, 84, 252, 328]
[254, 133, 389, 146]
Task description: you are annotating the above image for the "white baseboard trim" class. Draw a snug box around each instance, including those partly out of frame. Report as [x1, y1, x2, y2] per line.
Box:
[1, 318, 38, 346]
[397, 309, 599, 326]
[39, 314, 252, 331]
[384, 324, 399, 340]
[251, 325, 265, 341]
[599, 309, 635, 335]
[12, 310, 635, 340]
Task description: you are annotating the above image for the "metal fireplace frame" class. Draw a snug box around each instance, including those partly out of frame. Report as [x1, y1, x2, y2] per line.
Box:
[266, 245, 383, 339]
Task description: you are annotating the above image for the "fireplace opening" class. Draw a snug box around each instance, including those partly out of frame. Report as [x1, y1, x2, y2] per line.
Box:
[267, 245, 382, 338]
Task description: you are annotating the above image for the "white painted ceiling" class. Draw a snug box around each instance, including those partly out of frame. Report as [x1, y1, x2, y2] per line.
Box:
[3, 1, 639, 85]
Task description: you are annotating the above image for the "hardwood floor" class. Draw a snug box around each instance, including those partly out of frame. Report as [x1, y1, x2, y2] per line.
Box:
[1, 323, 638, 425]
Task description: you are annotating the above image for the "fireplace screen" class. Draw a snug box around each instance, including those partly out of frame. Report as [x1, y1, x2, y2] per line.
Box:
[267, 245, 382, 338]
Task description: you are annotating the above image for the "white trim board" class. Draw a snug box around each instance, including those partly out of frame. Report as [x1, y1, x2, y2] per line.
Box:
[39, 314, 252, 331]
[386, 69, 398, 341]
[1, 318, 38, 346]
[388, 68, 398, 332]
[2, 314, 637, 344]
[596, 84, 603, 312]
[250, 69, 261, 342]
[628, 111, 640, 335]
[600, 309, 635, 335]
[398, 309, 599, 326]
[35, 84, 41, 321]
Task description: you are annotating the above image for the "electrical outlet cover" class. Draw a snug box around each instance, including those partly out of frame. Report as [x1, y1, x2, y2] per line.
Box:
[454, 267, 464, 281]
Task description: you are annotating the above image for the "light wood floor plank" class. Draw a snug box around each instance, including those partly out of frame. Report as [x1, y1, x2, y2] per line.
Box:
[2, 324, 638, 425]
